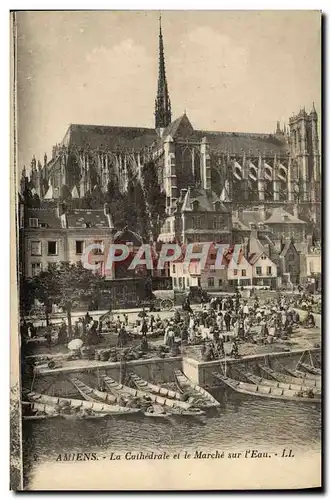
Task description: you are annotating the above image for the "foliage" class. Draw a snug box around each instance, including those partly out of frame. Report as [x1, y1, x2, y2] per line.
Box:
[28, 262, 105, 331]
[141, 161, 166, 240]
[63, 160, 166, 241]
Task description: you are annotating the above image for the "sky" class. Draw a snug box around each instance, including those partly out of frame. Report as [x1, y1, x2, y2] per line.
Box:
[15, 10, 321, 171]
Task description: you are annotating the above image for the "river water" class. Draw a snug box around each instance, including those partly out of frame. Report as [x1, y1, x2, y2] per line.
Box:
[23, 387, 321, 487]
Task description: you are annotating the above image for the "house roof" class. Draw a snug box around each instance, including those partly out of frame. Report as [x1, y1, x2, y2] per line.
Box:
[232, 215, 250, 231]
[66, 209, 111, 229]
[113, 228, 143, 245]
[26, 208, 62, 229]
[181, 187, 228, 213]
[239, 210, 265, 226]
[249, 235, 267, 255]
[264, 208, 306, 224]
[280, 239, 298, 257]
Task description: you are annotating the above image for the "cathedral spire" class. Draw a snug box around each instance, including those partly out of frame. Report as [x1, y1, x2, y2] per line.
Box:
[154, 15, 172, 130]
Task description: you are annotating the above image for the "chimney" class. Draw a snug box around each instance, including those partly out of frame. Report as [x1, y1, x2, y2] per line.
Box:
[104, 203, 115, 230]
[57, 202, 68, 228]
[57, 201, 67, 217]
[243, 237, 249, 259]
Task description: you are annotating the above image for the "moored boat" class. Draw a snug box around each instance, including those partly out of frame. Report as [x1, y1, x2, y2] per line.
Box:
[213, 372, 320, 403]
[258, 365, 321, 389]
[173, 370, 220, 408]
[129, 372, 183, 401]
[284, 367, 321, 381]
[22, 401, 61, 419]
[69, 377, 128, 405]
[100, 374, 192, 410]
[27, 391, 141, 415]
[242, 371, 321, 395]
[298, 363, 321, 376]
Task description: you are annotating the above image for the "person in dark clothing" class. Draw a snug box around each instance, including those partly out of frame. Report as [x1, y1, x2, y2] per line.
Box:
[141, 319, 148, 337]
[57, 322, 68, 345]
[224, 311, 231, 332]
[140, 336, 148, 353]
[117, 326, 127, 348]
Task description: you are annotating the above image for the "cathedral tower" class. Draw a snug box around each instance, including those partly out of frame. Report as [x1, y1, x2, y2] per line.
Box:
[154, 16, 172, 131]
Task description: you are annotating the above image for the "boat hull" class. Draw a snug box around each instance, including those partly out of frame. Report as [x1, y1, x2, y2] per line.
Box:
[259, 365, 321, 389]
[213, 372, 320, 404]
[27, 391, 141, 415]
[242, 371, 321, 395]
[284, 367, 321, 381]
[298, 363, 321, 376]
[101, 375, 192, 410]
[173, 370, 220, 408]
[129, 372, 183, 401]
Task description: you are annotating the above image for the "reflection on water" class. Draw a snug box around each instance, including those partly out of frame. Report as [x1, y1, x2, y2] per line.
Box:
[23, 388, 321, 480]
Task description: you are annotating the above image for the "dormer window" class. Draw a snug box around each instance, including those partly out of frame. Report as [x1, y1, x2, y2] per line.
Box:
[282, 215, 290, 221]
[214, 201, 221, 211]
[29, 218, 39, 228]
[192, 200, 199, 211]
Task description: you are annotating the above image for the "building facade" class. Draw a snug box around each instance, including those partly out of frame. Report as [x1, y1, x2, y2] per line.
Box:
[20, 18, 321, 245]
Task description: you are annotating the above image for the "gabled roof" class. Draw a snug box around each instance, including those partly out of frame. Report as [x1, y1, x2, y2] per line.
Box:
[181, 187, 228, 213]
[265, 208, 306, 224]
[163, 113, 194, 139]
[249, 235, 267, 255]
[248, 252, 263, 265]
[280, 239, 298, 257]
[113, 228, 143, 246]
[248, 251, 276, 266]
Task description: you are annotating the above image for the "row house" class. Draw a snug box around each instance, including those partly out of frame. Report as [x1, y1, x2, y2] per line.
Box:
[169, 244, 279, 292]
[21, 202, 144, 280]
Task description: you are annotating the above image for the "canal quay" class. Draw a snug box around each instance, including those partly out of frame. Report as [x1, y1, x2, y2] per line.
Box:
[23, 302, 321, 397]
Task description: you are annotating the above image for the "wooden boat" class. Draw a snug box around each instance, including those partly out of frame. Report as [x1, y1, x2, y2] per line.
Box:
[259, 365, 321, 389]
[23, 414, 57, 421]
[27, 391, 140, 415]
[129, 372, 183, 401]
[213, 372, 321, 404]
[242, 371, 321, 395]
[22, 401, 61, 419]
[284, 367, 321, 381]
[61, 412, 108, 420]
[69, 377, 129, 406]
[298, 363, 321, 376]
[173, 370, 220, 408]
[100, 374, 192, 410]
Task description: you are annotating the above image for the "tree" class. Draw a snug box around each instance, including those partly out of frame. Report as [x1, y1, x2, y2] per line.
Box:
[141, 161, 166, 240]
[30, 262, 105, 335]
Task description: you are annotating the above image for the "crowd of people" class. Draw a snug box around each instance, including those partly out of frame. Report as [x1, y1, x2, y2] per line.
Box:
[21, 287, 320, 362]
